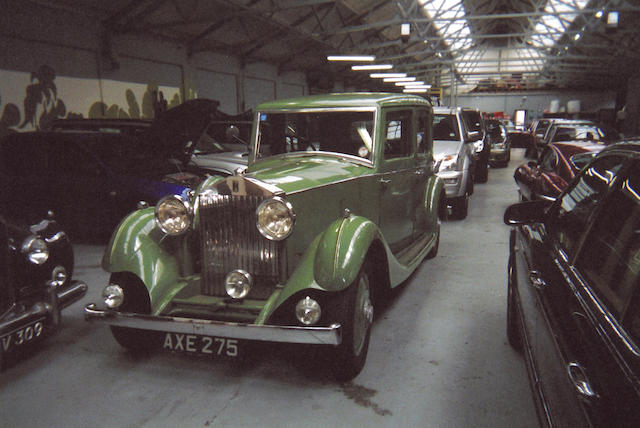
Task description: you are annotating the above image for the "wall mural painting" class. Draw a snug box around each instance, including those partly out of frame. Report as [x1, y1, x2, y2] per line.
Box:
[88, 79, 197, 120]
[0, 65, 198, 138]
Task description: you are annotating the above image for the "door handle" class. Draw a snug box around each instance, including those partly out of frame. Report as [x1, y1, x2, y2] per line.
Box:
[567, 362, 599, 400]
[529, 270, 547, 289]
[379, 178, 391, 185]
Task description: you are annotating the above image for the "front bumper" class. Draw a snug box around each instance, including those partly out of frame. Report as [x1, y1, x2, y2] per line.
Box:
[84, 303, 342, 346]
[0, 280, 88, 337]
[436, 169, 467, 198]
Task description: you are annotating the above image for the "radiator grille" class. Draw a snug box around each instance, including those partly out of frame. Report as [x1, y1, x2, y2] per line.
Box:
[199, 194, 283, 300]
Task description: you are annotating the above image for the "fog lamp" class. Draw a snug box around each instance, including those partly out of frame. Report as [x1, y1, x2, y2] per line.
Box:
[22, 236, 49, 265]
[103, 284, 124, 309]
[295, 296, 321, 325]
[225, 270, 252, 299]
[51, 265, 68, 286]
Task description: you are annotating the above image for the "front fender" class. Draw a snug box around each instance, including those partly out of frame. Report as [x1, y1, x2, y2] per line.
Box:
[425, 174, 445, 219]
[314, 215, 381, 291]
[102, 208, 186, 313]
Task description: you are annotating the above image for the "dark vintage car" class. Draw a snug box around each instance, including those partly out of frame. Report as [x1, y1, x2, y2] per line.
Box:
[0, 212, 87, 366]
[460, 108, 490, 183]
[514, 141, 605, 201]
[505, 142, 640, 426]
[486, 118, 511, 167]
[0, 130, 201, 241]
[85, 93, 446, 381]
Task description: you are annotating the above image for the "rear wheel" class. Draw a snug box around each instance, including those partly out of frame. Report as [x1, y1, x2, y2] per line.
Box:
[331, 261, 374, 381]
[109, 273, 161, 352]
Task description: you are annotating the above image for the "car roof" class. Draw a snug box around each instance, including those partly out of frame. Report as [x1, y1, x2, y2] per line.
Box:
[256, 92, 431, 110]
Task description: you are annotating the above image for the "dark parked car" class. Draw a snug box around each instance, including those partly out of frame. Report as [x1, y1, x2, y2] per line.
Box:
[487, 119, 511, 168]
[0, 130, 202, 241]
[514, 141, 604, 201]
[505, 142, 640, 426]
[460, 108, 489, 183]
[0, 211, 86, 367]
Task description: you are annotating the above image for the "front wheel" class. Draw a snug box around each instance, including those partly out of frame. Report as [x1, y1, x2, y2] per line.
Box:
[506, 258, 522, 352]
[449, 194, 469, 220]
[330, 261, 374, 381]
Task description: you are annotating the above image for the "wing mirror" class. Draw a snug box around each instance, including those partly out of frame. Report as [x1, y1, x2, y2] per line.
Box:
[504, 199, 552, 225]
[465, 130, 481, 143]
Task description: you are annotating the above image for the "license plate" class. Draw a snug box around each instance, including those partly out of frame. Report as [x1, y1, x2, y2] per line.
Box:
[1, 319, 45, 352]
[162, 332, 239, 358]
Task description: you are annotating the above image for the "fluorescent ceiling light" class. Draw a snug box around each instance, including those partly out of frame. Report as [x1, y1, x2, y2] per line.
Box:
[383, 77, 416, 82]
[403, 88, 428, 93]
[370, 73, 407, 78]
[395, 81, 425, 86]
[327, 55, 375, 61]
[351, 64, 393, 71]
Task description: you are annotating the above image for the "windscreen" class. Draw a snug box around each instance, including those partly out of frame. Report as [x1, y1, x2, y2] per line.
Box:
[256, 111, 374, 160]
[433, 114, 460, 141]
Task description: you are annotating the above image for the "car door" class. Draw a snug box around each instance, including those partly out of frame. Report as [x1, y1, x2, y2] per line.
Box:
[565, 160, 640, 425]
[377, 108, 416, 253]
[526, 154, 627, 426]
[412, 107, 435, 240]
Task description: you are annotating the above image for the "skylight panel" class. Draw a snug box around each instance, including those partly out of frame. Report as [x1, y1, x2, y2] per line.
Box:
[420, 0, 472, 55]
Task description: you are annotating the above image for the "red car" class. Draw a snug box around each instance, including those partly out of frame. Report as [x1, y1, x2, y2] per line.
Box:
[514, 141, 605, 201]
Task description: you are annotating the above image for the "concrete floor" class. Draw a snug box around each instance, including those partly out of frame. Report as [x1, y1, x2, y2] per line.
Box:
[0, 150, 538, 428]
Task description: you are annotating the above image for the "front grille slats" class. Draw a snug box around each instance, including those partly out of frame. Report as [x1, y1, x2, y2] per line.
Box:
[199, 194, 282, 300]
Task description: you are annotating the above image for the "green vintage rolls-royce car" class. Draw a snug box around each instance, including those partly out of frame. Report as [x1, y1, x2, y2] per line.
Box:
[85, 93, 445, 380]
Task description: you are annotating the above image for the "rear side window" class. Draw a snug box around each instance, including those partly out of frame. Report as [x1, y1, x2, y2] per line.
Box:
[550, 155, 625, 256]
[416, 108, 432, 155]
[577, 162, 640, 318]
[383, 110, 413, 159]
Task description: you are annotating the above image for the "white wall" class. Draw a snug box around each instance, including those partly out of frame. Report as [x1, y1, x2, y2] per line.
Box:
[0, 0, 308, 134]
[447, 91, 616, 121]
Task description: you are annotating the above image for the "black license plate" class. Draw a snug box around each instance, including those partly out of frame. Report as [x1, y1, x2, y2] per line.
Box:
[162, 332, 239, 357]
[1, 318, 45, 352]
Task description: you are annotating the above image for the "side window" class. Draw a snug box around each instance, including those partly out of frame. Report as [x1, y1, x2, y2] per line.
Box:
[416, 109, 431, 155]
[550, 155, 625, 256]
[384, 110, 412, 159]
[577, 163, 640, 319]
[539, 148, 557, 172]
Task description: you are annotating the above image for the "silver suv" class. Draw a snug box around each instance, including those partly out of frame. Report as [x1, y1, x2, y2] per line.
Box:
[432, 106, 475, 219]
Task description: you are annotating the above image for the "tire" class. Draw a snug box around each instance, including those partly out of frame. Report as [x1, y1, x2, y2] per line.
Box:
[467, 173, 474, 196]
[507, 257, 522, 352]
[109, 273, 161, 352]
[475, 163, 489, 183]
[450, 194, 469, 220]
[331, 261, 374, 381]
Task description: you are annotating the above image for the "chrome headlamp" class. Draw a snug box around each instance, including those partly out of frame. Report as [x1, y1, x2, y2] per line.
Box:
[155, 194, 193, 236]
[256, 197, 295, 241]
[21, 236, 49, 265]
[473, 140, 484, 153]
[435, 154, 459, 173]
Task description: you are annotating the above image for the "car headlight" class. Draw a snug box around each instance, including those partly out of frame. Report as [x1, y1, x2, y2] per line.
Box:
[295, 296, 321, 325]
[21, 236, 49, 265]
[435, 154, 459, 173]
[155, 195, 193, 236]
[103, 284, 124, 309]
[256, 197, 295, 240]
[473, 141, 484, 152]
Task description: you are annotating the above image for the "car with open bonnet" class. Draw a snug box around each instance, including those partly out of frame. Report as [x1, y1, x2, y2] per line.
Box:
[85, 93, 445, 380]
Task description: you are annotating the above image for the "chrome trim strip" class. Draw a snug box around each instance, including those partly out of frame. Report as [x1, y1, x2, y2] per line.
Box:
[84, 303, 342, 346]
